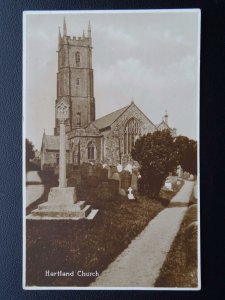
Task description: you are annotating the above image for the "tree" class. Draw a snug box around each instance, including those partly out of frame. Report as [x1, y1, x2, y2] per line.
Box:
[26, 138, 35, 169]
[174, 136, 197, 175]
[131, 130, 177, 198]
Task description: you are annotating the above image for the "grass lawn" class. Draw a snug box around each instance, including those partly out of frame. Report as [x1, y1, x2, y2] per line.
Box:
[154, 203, 198, 288]
[26, 181, 164, 287]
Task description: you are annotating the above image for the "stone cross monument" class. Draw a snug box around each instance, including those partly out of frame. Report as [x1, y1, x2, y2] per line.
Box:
[27, 98, 98, 220]
[57, 101, 69, 188]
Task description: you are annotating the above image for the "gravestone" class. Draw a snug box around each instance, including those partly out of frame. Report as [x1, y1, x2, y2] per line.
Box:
[131, 170, 138, 191]
[120, 170, 131, 196]
[189, 174, 194, 181]
[117, 164, 123, 173]
[128, 187, 135, 200]
[100, 168, 108, 182]
[111, 172, 121, 193]
[125, 163, 132, 174]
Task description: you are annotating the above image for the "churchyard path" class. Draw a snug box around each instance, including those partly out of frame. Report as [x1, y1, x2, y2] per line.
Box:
[91, 180, 195, 287]
[26, 171, 44, 207]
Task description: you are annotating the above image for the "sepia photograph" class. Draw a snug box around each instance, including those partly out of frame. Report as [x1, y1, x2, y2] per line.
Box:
[23, 9, 200, 289]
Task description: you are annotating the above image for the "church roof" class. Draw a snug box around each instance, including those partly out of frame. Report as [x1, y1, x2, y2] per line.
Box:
[156, 120, 171, 129]
[91, 105, 130, 130]
[43, 134, 69, 150]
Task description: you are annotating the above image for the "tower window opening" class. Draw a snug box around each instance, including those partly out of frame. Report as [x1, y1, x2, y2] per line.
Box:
[76, 78, 80, 85]
[75, 51, 80, 66]
[76, 112, 81, 126]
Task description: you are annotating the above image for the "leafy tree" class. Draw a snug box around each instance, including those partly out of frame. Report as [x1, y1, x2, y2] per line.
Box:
[131, 130, 177, 198]
[26, 138, 35, 169]
[174, 136, 197, 175]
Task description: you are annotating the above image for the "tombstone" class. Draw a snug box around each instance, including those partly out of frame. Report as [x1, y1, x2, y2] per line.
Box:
[80, 163, 89, 179]
[108, 179, 119, 195]
[125, 163, 132, 174]
[131, 170, 138, 191]
[111, 172, 121, 193]
[127, 187, 135, 200]
[189, 174, 194, 181]
[100, 168, 108, 182]
[183, 171, 188, 179]
[88, 164, 94, 176]
[87, 175, 99, 188]
[117, 164, 123, 173]
[121, 171, 132, 190]
[165, 179, 172, 190]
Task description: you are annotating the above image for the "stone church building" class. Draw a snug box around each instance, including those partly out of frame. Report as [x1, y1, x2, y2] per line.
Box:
[41, 19, 176, 169]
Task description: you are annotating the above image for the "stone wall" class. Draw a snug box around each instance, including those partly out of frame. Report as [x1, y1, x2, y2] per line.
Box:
[102, 103, 156, 165]
[41, 150, 70, 169]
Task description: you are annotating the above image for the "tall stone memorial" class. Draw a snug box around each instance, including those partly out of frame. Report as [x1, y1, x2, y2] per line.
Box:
[27, 99, 98, 220]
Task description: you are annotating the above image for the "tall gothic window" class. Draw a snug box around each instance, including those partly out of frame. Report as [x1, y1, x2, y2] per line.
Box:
[75, 51, 80, 66]
[87, 142, 95, 160]
[76, 112, 81, 127]
[124, 118, 142, 154]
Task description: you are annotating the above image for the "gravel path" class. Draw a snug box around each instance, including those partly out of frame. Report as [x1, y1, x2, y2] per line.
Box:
[91, 180, 194, 288]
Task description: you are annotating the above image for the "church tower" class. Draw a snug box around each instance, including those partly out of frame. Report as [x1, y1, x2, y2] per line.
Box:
[54, 18, 95, 135]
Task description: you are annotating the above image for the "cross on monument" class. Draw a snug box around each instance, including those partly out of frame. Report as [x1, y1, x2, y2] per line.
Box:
[57, 101, 69, 188]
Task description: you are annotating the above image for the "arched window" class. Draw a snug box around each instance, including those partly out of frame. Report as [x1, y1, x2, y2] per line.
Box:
[75, 51, 80, 66]
[124, 118, 142, 154]
[76, 112, 81, 127]
[76, 78, 80, 85]
[87, 142, 95, 161]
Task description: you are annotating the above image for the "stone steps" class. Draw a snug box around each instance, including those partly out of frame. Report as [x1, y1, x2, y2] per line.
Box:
[86, 209, 99, 220]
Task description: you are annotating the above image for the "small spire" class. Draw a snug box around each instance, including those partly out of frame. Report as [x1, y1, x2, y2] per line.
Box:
[58, 27, 61, 45]
[83, 29, 85, 38]
[63, 17, 67, 36]
[88, 20, 91, 38]
[131, 97, 134, 104]
[164, 110, 168, 124]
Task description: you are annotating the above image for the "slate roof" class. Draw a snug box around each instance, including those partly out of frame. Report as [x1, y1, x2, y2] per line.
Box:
[156, 120, 171, 129]
[91, 105, 129, 130]
[44, 134, 70, 150]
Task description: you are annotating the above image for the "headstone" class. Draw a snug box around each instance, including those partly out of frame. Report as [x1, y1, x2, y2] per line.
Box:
[165, 179, 172, 190]
[121, 171, 132, 190]
[131, 171, 138, 191]
[189, 174, 194, 181]
[117, 164, 123, 173]
[100, 168, 108, 182]
[125, 163, 132, 174]
[88, 164, 94, 176]
[111, 172, 121, 192]
[128, 186, 135, 200]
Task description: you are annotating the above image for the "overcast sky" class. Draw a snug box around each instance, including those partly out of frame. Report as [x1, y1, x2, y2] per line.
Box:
[24, 10, 200, 150]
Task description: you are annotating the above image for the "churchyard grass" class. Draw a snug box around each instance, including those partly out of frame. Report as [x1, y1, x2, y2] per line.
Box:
[154, 202, 198, 288]
[26, 178, 164, 287]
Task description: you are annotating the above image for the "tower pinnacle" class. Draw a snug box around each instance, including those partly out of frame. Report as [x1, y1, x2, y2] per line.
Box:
[88, 20, 91, 38]
[63, 17, 67, 36]
[58, 27, 61, 45]
[164, 110, 168, 124]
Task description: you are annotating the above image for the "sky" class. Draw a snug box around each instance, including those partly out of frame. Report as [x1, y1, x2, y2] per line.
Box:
[24, 10, 200, 150]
